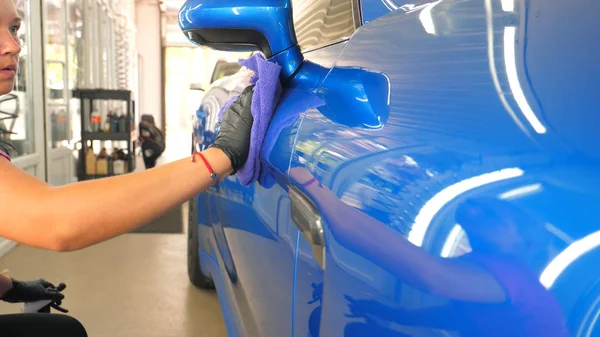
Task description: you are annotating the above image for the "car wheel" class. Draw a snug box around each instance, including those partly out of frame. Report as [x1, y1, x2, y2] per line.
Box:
[188, 196, 214, 289]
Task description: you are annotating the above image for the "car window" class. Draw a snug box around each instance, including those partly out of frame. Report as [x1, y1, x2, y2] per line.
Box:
[292, 0, 356, 51]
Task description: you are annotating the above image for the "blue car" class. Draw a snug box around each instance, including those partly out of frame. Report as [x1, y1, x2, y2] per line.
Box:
[181, 0, 600, 336]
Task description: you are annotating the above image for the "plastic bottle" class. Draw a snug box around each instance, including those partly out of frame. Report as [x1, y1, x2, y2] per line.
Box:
[123, 150, 130, 173]
[90, 110, 101, 132]
[113, 160, 125, 175]
[112, 111, 120, 132]
[112, 148, 125, 175]
[107, 148, 115, 175]
[108, 157, 114, 175]
[96, 148, 109, 175]
[85, 148, 97, 175]
[121, 149, 130, 173]
[118, 113, 127, 134]
[104, 111, 113, 133]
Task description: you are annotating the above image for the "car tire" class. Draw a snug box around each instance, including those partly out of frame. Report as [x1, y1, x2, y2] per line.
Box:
[188, 196, 215, 289]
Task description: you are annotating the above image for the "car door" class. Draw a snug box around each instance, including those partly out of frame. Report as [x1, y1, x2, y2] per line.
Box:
[289, 1, 596, 336]
[195, 1, 354, 334]
[195, 68, 297, 337]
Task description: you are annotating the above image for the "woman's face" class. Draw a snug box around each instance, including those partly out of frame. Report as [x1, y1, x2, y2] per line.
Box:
[0, 0, 21, 96]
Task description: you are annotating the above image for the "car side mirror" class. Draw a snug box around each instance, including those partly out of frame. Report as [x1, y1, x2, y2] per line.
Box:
[179, 0, 303, 79]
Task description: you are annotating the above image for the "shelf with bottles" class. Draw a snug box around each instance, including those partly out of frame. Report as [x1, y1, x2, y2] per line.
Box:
[82, 131, 135, 141]
[88, 100, 131, 128]
[72, 89, 136, 181]
[82, 102, 135, 142]
[86, 101, 134, 136]
[72, 89, 136, 138]
[80, 143, 136, 181]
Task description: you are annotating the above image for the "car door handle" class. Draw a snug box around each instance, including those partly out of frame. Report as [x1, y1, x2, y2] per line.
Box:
[289, 186, 325, 269]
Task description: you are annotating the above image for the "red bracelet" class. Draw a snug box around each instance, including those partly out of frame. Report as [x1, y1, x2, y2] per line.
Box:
[192, 152, 219, 184]
[302, 177, 318, 187]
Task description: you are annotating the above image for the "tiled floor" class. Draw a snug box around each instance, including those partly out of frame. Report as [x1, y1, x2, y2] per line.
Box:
[0, 128, 228, 337]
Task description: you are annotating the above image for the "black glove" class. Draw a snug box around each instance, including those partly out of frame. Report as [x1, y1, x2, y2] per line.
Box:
[1, 278, 65, 304]
[210, 85, 255, 174]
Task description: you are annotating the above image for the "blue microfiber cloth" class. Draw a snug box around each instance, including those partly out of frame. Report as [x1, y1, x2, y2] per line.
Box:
[219, 54, 282, 186]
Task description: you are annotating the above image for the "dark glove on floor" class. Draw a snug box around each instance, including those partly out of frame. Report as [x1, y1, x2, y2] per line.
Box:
[1, 278, 65, 303]
[210, 85, 255, 174]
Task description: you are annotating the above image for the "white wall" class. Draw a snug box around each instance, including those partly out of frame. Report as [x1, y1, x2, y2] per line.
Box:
[135, 0, 163, 129]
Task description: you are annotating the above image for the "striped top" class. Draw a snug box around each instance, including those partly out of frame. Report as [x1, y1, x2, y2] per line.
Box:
[0, 150, 11, 162]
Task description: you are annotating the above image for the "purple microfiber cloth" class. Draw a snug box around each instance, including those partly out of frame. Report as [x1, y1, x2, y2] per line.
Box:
[218, 54, 282, 186]
[258, 90, 325, 188]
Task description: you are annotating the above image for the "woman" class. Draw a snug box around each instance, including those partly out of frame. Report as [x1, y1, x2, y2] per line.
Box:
[1, 0, 254, 335]
[138, 115, 166, 169]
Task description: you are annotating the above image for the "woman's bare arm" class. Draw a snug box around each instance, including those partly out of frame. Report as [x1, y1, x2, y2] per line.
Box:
[291, 167, 507, 303]
[0, 148, 231, 251]
[332, 198, 507, 303]
[0, 86, 254, 252]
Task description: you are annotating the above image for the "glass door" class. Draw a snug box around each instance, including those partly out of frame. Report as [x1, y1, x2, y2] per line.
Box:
[44, 0, 75, 186]
[68, 0, 85, 176]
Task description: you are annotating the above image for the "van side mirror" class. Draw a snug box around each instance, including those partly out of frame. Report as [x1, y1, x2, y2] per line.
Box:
[179, 0, 303, 79]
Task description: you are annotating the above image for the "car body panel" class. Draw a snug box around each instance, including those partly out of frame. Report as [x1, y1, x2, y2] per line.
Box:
[191, 0, 600, 336]
[195, 67, 324, 337]
[289, 1, 599, 336]
[359, 0, 421, 24]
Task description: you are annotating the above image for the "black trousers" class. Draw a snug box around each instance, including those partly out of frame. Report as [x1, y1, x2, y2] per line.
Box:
[0, 313, 87, 336]
[143, 154, 158, 169]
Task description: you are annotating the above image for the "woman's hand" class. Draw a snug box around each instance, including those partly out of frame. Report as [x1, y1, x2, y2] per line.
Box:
[211, 85, 255, 173]
[0, 278, 65, 303]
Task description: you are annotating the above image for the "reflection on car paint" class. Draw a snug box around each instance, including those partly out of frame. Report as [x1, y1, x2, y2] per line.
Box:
[290, 163, 571, 336]
[290, 0, 599, 336]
